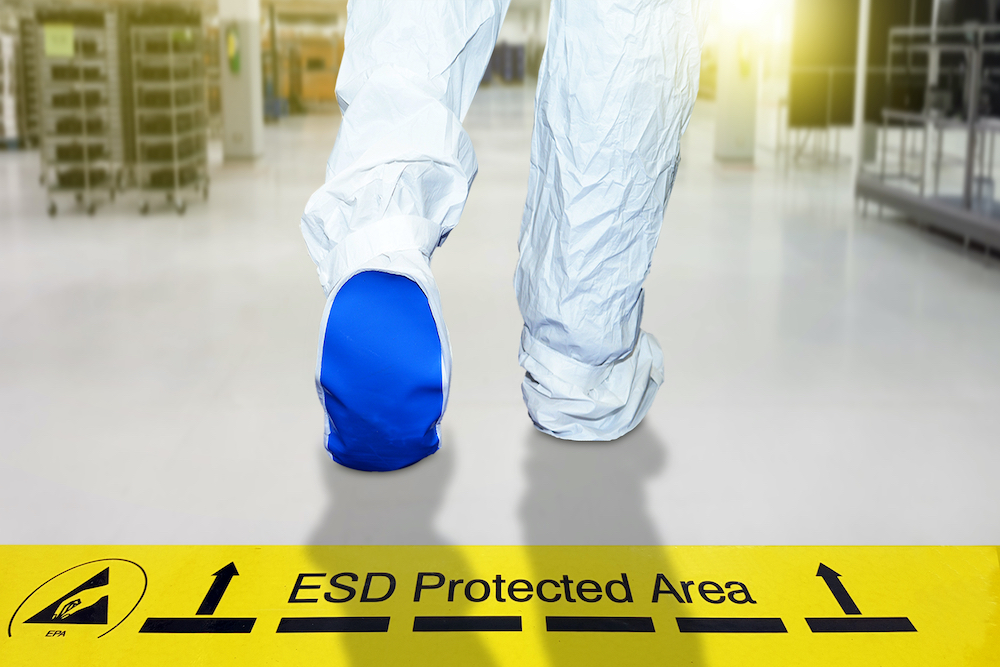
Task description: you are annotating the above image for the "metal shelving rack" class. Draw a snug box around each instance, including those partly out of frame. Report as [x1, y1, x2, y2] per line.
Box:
[857, 24, 1000, 251]
[36, 8, 123, 216]
[17, 16, 39, 148]
[129, 17, 208, 215]
[0, 30, 17, 148]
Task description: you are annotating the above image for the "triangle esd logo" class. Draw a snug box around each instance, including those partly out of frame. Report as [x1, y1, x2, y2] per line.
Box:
[24, 567, 110, 625]
[8, 559, 147, 638]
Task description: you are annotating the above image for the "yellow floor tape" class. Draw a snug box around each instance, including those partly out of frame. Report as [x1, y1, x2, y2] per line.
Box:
[2, 545, 998, 666]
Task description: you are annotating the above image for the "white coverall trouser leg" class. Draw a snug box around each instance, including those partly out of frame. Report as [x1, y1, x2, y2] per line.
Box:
[301, 0, 705, 457]
[301, 1, 509, 469]
[516, 0, 706, 440]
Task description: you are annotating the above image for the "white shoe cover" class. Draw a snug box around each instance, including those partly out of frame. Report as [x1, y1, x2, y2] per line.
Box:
[520, 326, 665, 441]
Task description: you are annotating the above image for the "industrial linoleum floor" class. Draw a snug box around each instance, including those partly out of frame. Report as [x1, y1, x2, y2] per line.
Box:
[2, 85, 999, 547]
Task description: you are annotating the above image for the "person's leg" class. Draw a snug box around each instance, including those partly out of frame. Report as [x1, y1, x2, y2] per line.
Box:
[516, 0, 708, 440]
[302, 0, 509, 471]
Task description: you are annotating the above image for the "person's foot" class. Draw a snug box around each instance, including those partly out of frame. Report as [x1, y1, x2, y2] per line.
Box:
[318, 270, 445, 471]
[520, 329, 664, 441]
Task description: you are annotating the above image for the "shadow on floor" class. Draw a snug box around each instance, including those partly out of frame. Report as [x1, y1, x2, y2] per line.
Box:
[306, 437, 496, 666]
[303, 422, 704, 666]
[519, 423, 705, 665]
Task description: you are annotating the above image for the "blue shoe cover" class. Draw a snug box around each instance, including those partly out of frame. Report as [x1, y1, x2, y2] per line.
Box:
[319, 271, 444, 471]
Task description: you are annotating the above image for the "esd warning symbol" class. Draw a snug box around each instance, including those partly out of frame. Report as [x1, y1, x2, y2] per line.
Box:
[24, 566, 110, 625]
[7, 558, 147, 639]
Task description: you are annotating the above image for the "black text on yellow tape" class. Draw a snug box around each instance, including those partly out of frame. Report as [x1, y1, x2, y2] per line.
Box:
[1, 546, 997, 666]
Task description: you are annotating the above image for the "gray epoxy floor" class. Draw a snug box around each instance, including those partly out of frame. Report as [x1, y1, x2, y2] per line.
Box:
[2, 85, 999, 546]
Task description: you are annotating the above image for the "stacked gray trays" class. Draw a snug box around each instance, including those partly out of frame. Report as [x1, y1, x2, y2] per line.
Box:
[131, 25, 208, 215]
[37, 11, 122, 216]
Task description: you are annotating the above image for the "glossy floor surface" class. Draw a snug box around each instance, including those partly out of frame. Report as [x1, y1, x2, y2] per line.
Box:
[2, 85, 999, 546]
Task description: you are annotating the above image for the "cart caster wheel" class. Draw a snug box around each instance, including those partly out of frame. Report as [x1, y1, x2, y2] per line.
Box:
[176, 199, 186, 215]
[202, 184, 209, 200]
[47, 202, 57, 217]
[166, 192, 174, 203]
[75, 192, 84, 204]
[87, 203, 97, 216]
[110, 189, 116, 203]
[140, 201, 149, 215]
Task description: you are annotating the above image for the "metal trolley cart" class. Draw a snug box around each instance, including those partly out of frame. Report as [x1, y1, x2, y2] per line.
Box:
[36, 8, 123, 216]
[129, 14, 208, 215]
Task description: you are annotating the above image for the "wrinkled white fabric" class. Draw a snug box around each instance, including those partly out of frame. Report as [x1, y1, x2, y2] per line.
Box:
[301, 0, 510, 423]
[301, 0, 706, 442]
[516, 0, 707, 440]
[301, 0, 509, 296]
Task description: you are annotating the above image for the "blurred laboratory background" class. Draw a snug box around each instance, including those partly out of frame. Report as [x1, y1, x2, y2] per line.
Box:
[1, 0, 998, 546]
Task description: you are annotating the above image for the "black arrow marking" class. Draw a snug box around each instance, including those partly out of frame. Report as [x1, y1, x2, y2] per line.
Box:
[196, 563, 239, 616]
[817, 563, 861, 615]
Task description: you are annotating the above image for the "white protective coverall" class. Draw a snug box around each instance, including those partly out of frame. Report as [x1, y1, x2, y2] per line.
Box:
[301, 0, 707, 469]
